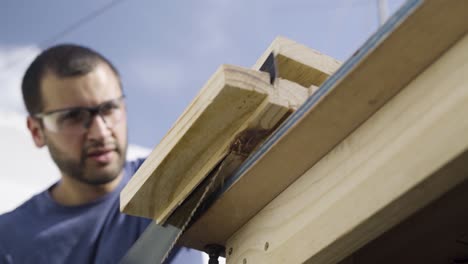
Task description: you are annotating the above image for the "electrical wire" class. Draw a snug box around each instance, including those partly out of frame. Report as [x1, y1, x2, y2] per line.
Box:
[2, 0, 127, 72]
[37, 0, 127, 48]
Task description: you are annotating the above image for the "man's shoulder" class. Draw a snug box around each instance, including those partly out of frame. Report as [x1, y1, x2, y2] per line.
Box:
[0, 193, 44, 249]
[0, 193, 41, 224]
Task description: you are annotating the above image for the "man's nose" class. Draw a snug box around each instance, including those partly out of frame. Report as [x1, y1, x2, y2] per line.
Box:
[87, 114, 112, 139]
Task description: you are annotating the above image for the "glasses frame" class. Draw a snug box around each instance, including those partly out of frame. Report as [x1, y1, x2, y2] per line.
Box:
[33, 95, 126, 133]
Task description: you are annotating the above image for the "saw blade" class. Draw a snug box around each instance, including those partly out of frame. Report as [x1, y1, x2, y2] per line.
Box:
[121, 53, 279, 263]
[161, 153, 229, 263]
[120, 153, 229, 264]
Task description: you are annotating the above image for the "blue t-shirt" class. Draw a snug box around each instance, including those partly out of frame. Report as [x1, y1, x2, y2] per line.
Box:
[0, 159, 202, 264]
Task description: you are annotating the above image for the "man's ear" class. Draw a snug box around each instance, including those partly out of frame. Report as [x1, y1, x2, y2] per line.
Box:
[27, 116, 46, 147]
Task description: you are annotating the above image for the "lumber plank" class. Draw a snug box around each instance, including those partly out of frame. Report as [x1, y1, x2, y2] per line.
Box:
[252, 36, 341, 87]
[120, 65, 307, 222]
[337, 170, 468, 264]
[180, 37, 339, 251]
[180, 0, 468, 251]
[226, 32, 468, 263]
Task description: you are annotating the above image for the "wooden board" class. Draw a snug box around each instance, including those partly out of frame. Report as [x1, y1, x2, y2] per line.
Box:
[226, 31, 468, 264]
[120, 65, 307, 222]
[180, 0, 468, 251]
[252, 36, 341, 88]
[338, 172, 468, 264]
[180, 36, 340, 251]
[167, 37, 340, 226]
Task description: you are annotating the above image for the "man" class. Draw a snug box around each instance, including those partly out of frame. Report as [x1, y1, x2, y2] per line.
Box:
[0, 45, 201, 263]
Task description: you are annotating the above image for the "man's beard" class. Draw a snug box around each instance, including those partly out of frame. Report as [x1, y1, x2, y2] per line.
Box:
[47, 138, 127, 186]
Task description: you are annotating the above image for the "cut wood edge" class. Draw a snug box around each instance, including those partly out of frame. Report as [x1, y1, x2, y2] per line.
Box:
[253, 36, 341, 87]
[168, 79, 309, 228]
[225, 32, 468, 264]
[120, 65, 308, 223]
[179, 0, 468, 251]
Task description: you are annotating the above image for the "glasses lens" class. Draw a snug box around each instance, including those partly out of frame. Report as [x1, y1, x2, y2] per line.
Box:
[38, 96, 125, 134]
[98, 98, 124, 128]
[46, 109, 90, 134]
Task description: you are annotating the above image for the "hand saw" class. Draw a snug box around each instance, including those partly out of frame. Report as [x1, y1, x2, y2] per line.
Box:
[120, 52, 278, 264]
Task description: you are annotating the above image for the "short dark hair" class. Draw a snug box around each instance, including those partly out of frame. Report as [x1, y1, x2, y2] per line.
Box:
[22, 44, 120, 115]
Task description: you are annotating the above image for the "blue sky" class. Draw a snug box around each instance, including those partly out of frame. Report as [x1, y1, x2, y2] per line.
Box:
[1, 0, 405, 149]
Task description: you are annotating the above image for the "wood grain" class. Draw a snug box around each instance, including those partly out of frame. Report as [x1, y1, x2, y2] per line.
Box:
[226, 32, 468, 264]
[337, 164, 468, 264]
[252, 36, 341, 87]
[120, 65, 307, 223]
[180, 0, 468, 252]
[180, 38, 339, 250]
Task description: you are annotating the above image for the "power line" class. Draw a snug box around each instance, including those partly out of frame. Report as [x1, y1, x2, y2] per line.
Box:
[37, 0, 127, 48]
[2, 0, 127, 72]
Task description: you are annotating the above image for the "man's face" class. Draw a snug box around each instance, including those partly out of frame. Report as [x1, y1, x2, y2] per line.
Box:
[33, 63, 127, 186]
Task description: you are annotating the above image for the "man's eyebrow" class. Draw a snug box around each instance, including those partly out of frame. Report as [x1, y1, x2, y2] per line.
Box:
[42, 105, 88, 115]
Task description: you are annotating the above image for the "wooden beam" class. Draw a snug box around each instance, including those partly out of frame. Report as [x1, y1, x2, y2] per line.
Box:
[252, 36, 341, 88]
[180, 38, 339, 250]
[120, 65, 307, 222]
[338, 169, 468, 264]
[226, 32, 468, 263]
[180, 0, 468, 251]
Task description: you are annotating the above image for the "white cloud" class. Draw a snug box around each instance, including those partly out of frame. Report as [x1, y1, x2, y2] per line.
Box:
[0, 45, 41, 113]
[127, 143, 151, 160]
[0, 111, 58, 213]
